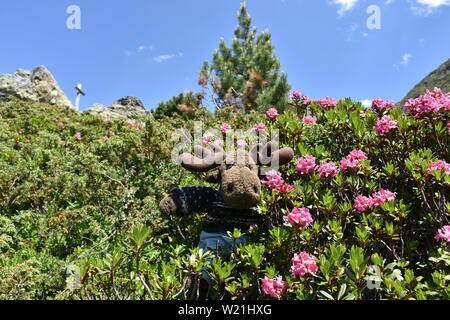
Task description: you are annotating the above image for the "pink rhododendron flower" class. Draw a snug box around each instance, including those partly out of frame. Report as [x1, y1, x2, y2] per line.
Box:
[371, 98, 396, 113]
[276, 184, 294, 194]
[75, 122, 81, 126]
[348, 150, 367, 161]
[266, 108, 279, 119]
[75, 132, 82, 141]
[61, 141, 68, 147]
[372, 189, 396, 207]
[99, 136, 109, 142]
[220, 123, 231, 134]
[52, 118, 59, 122]
[303, 116, 317, 124]
[434, 225, 450, 242]
[290, 252, 318, 278]
[292, 90, 301, 100]
[340, 158, 360, 172]
[284, 207, 313, 227]
[317, 97, 337, 109]
[301, 95, 311, 106]
[25, 139, 31, 143]
[236, 139, 247, 148]
[296, 155, 317, 175]
[428, 160, 450, 175]
[58, 122, 65, 128]
[354, 195, 375, 212]
[261, 170, 284, 189]
[252, 123, 267, 132]
[318, 162, 338, 179]
[261, 276, 287, 298]
[374, 115, 398, 134]
[201, 132, 216, 145]
[403, 88, 450, 116]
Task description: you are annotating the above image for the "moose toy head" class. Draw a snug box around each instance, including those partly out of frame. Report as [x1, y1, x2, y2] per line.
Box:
[178, 141, 294, 209]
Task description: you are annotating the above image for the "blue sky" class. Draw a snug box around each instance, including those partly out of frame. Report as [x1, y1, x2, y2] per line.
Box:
[0, 0, 449, 111]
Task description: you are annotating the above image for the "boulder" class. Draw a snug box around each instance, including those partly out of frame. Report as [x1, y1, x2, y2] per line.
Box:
[85, 96, 152, 120]
[0, 66, 73, 109]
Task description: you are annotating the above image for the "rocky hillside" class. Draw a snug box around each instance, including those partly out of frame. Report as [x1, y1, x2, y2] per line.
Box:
[0, 66, 151, 120]
[0, 66, 73, 109]
[400, 58, 450, 105]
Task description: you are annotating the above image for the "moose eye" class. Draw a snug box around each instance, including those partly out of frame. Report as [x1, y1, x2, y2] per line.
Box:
[226, 164, 234, 170]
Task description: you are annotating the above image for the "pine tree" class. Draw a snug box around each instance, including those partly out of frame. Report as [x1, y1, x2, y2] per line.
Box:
[199, 1, 290, 112]
[152, 91, 204, 119]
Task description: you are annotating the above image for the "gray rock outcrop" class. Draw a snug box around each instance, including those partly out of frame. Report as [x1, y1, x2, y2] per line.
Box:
[85, 96, 152, 120]
[0, 66, 73, 109]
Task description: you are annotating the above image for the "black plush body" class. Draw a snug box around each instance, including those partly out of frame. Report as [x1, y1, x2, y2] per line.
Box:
[168, 186, 262, 233]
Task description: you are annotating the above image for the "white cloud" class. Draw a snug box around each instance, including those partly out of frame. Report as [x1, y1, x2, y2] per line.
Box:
[417, 0, 450, 7]
[153, 53, 183, 63]
[410, 0, 450, 16]
[361, 99, 372, 108]
[402, 53, 412, 65]
[331, 0, 359, 16]
[137, 45, 146, 53]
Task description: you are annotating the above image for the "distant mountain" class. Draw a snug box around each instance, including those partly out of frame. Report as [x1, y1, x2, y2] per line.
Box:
[400, 58, 450, 105]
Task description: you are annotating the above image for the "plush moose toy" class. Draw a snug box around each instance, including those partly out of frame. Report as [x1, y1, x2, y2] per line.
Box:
[159, 141, 294, 298]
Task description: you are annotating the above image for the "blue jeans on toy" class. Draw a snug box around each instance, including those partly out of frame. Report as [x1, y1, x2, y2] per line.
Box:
[197, 231, 247, 281]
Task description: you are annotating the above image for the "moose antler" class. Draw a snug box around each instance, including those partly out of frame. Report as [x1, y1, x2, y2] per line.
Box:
[250, 141, 294, 167]
[179, 144, 225, 172]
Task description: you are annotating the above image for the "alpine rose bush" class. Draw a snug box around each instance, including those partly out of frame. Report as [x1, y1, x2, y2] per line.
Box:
[284, 207, 313, 227]
[303, 116, 317, 124]
[374, 115, 398, 134]
[318, 161, 338, 179]
[290, 252, 319, 278]
[317, 97, 337, 109]
[261, 276, 287, 298]
[296, 155, 317, 175]
[266, 108, 279, 119]
[1, 87, 449, 301]
[434, 226, 450, 242]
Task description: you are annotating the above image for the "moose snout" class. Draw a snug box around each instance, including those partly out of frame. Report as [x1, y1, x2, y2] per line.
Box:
[220, 167, 261, 209]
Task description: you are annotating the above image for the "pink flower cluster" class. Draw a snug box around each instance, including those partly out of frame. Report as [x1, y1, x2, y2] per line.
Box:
[290, 252, 318, 278]
[296, 155, 317, 175]
[202, 132, 216, 145]
[374, 115, 398, 134]
[428, 160, 450, 175]
[371, 98, 396, 113]
[266, 108, 279, 119]
[236, 139, 247, 148]
[318, 161, 338, 179]
[252, 123, 267, 132]
[261, 276, 287, 298]
[403, 88, 450, 116]
[354, 189, 396, 212]
[75, 132, 82, 141]
[261, 170, 294, 193]
[340, 150, 367, 172]
[220, 123, 231, 134]
[303, 116, 317, 124]
[284, 207, 313, 227]
[292, 91, 311, 106]
[125, 121, 144, 130]
[434, 225, 450, 242]
[317, 97, 337, 109]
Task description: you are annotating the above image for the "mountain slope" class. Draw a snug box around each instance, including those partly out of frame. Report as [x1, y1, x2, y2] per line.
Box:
[400, 58, 450, 105]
